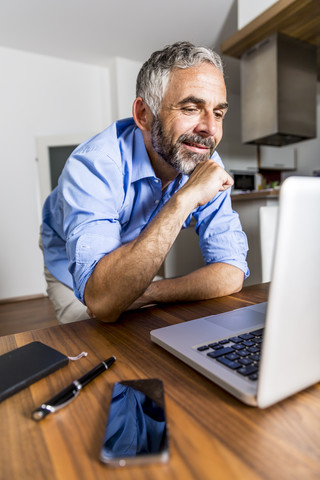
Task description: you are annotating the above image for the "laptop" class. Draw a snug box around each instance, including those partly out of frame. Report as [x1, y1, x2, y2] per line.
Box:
[151, 176, 320, 408]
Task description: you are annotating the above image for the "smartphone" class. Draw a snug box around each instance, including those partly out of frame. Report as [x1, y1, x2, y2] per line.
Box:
[100, 378, 169, 466]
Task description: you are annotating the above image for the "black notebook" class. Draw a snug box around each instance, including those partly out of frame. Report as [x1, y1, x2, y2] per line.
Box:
[0, 341, 69, 403]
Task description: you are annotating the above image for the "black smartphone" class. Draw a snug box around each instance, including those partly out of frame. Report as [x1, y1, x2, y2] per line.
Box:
[100, 378, 169, 466]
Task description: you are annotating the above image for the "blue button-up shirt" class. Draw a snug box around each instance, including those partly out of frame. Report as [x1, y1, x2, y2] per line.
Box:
[41, 118, 249, 303]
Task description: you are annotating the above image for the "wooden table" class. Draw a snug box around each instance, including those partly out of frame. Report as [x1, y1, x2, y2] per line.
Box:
[1, 283, 319, 480]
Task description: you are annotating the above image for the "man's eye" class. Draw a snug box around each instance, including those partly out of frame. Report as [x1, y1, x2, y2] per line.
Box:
[182, 107, 198, 114]
[214, 111, 224, 119]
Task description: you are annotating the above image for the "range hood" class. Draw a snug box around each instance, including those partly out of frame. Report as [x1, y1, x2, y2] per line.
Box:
[241, 33, 317, 146]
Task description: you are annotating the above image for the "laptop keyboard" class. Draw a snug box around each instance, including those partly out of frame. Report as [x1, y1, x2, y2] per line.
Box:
[196, 328, 264, 381]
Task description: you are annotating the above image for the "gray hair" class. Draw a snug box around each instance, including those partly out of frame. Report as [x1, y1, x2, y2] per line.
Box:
[136, 41, 224, 116]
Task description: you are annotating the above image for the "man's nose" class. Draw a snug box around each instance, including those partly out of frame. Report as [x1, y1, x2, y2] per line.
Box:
[194, 111, 218, 137]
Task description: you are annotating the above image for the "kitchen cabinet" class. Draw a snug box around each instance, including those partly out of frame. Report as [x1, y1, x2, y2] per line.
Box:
[259, 145, 297, 170]
[220, 0, 320, 81]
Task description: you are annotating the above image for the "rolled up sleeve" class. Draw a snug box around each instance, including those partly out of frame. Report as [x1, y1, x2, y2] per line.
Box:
[66, 223, 122, 302]
[62, 148, 125, 302]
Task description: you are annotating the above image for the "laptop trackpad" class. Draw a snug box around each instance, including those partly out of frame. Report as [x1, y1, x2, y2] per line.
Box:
[206, 303, 267, 332]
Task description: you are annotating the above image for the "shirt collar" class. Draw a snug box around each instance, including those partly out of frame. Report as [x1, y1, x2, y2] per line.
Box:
[131, 127, 157, 182]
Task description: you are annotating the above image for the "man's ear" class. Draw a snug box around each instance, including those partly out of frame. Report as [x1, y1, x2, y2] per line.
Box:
[132, 97, 153, 131]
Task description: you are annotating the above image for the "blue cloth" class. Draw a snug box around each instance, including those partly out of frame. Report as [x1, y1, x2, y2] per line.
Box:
[41, 118, 249, 303]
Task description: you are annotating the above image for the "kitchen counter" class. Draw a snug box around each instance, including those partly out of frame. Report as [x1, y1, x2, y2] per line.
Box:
[231, 189, 280, 201]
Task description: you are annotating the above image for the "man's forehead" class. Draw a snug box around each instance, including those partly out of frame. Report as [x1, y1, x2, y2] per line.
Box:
[164, 65, 227, 105]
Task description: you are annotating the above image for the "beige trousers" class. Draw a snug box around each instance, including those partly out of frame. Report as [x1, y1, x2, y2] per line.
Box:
[40, 235, 89, 324]
[44, 266, 90, 324]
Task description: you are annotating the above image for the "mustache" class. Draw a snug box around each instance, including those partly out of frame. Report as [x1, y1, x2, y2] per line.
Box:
[177, 133, 215, 150]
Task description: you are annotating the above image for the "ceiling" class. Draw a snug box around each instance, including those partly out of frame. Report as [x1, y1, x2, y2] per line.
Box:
[0, 0, 241, 92]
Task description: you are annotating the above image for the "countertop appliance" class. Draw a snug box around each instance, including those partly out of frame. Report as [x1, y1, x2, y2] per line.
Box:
[231, 170, 262, 193]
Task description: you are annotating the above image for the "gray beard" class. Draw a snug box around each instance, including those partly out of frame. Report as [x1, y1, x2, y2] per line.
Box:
[150, 116, 215, 175]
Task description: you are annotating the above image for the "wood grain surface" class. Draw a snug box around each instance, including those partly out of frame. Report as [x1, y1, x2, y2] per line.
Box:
[0, 283, 319, 480]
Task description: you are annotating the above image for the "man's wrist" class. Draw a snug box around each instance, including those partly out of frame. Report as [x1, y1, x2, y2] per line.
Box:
[173, 187, 197, 218]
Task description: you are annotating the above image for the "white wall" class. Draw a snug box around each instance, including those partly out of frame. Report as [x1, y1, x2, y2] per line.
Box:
[107, 57, 142, 121]
[237, 0, 279, 29]
[0, 47, 110, 300]
[0, 47, 144, 301]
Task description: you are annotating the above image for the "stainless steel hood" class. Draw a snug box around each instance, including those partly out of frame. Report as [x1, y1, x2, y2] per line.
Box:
[241, 33, 317, 146]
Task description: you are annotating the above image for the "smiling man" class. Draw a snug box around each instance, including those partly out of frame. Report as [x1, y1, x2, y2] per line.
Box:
[41, 41, 249, 324]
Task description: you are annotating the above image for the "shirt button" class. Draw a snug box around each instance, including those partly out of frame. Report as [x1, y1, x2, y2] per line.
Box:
[154, 178, 160, 183]
[155, 199, 159, 204]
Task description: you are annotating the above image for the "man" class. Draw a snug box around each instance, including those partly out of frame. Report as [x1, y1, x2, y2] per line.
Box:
[41, 41, 249, 324]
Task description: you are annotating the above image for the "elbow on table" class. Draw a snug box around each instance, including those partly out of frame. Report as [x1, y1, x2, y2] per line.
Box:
[232, 279, 244, 294]
[86, 299, 121, 323]
[84, 286, 122, 324]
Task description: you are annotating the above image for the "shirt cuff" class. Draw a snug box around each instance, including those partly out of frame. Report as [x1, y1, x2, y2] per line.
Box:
[200, 229, 250, 279]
